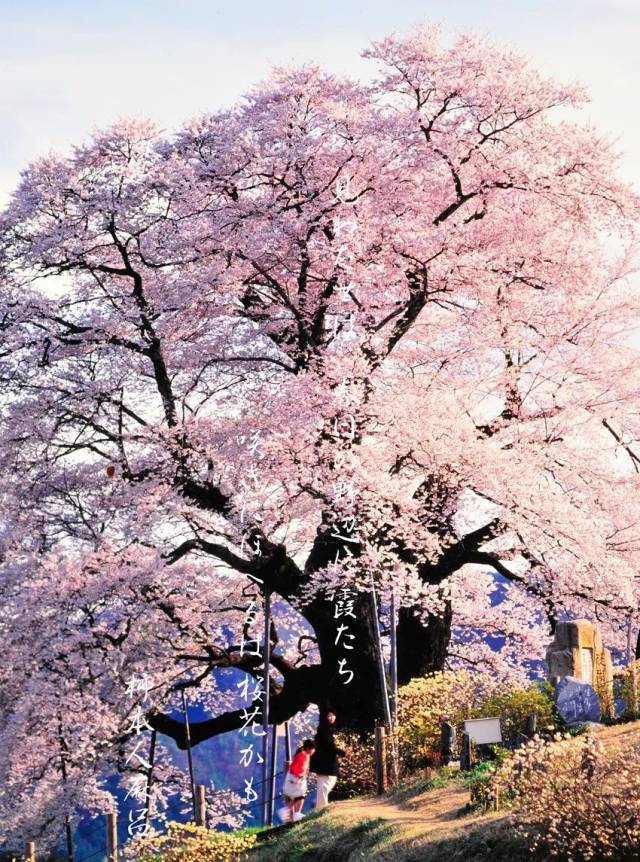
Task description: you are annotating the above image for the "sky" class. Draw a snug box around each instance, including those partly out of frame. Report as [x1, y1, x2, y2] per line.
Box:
[1, 0, 639, 207]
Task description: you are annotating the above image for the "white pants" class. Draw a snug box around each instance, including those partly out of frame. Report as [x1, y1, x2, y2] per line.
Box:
[314, 774, 337, 809]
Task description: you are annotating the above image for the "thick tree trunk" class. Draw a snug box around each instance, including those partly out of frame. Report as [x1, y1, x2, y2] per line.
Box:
[396, 602, 452, 685]
[149, 594, 449, 745]
[303, 591, 389, 734]
[147, 520, 511, 748]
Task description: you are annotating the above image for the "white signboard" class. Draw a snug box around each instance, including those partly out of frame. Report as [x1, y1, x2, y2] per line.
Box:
[463, 717, 502, 745]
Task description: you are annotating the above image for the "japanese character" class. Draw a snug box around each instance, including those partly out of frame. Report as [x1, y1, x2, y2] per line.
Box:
[239, 707, 266, 736]
[243, 777, 259, 804]
[125, 738, 152, 771]
[338, 659, 354, 685]
[125, 706, 153, 736]
[335, 624, 356, 650]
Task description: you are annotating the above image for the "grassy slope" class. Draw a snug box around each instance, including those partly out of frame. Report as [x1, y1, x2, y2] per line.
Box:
[249, 809, 539, 862]
[250, 774, 535, 862]
[250, 720, 640, 862]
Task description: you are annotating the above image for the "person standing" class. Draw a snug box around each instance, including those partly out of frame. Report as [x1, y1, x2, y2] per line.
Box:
[309, 710, 346, 809]
[281, 738, 316, 822]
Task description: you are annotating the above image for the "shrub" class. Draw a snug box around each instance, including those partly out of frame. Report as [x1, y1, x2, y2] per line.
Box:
[617, 659, 640, 720]
[397, 670, 496, 769]
[397, 671, 557, 769]
[128, 822, 256, 862]
[498, 733, 640, 860]
[332, 672, 558, 797]
[333, 730, 376, 798]
[473, 681, 557, 745]
[465, 748, 514, 812]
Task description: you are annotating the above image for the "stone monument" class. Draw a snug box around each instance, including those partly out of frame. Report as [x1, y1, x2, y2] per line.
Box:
[554, 676, 602, 724]
[546, 619, 614, 718]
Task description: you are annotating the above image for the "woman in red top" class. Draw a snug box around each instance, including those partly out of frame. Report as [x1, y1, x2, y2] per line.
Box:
[281, 739, 316, 822]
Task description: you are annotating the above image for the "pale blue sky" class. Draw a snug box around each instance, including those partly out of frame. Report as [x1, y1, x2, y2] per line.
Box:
[2, 0, 639, 205]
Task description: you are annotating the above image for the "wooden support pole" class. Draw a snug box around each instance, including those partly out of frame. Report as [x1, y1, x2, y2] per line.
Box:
[195, 784, 206, 828]
[374, 725, 388, 795]
[106, 813, 118, 862]
[261, 589, 272, 828]
[144, 729, 157, 830]
[181, 690, 197, 820]
[25, 841, 35, 862]
[268, 722, 278, 826]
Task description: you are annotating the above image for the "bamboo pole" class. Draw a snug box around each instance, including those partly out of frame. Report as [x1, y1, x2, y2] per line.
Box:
[57, 718, 74, 862]
[627, 614, 638, 717]
[144, 729, 157, 830]
[261, 589, 272, 828]
[369, 575, 398, 783]
[389, 590, 398, 726]
[284, 720, 292, 765]
[181, 690, 197, 819]
[389, 589, 400, 782]
[268, 722, 278, 826]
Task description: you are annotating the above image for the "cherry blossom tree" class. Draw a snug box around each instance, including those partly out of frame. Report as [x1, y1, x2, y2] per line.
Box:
[0, 24, 639, 847]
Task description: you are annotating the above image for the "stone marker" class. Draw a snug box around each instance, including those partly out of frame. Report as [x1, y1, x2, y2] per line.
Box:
[460, 732, 473, 771]
[525, 712, 537, 737]
[546, 619, 613, 687]
[546, 619, 613, 711]
[555, 676, 602, 725]
[440, 721, 456, 766]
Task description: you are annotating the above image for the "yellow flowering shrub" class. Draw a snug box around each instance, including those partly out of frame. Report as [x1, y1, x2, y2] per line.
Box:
[130, 822, 256, 862]
[397, 671, 556, 769]
[397, 670, 491, 768]
[332, 672, 556, 795]
[498, 733, 640, 860]
[474, 682, 556, 742]
[618, 659, 640, 719]
[333, 730, 377, 797]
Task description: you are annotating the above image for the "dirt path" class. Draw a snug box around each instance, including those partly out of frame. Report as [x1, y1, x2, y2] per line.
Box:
[333, 781, 495, 841]
[329, 720, 640, 843]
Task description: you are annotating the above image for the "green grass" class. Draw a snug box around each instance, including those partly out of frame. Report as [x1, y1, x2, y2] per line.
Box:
[248, 808, 548, 862]
[381, 770, 448, 803]
[250, 814, 395, 862]
[383, 761, 497, 806]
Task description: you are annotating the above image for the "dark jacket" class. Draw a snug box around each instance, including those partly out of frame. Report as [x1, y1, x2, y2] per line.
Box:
[309, 721, 345, 776]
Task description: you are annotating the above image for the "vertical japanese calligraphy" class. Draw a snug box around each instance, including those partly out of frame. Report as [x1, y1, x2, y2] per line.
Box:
[123, 674, 154, 837]
[326, 175, 361, 687]
[237, 599, 266, 815]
